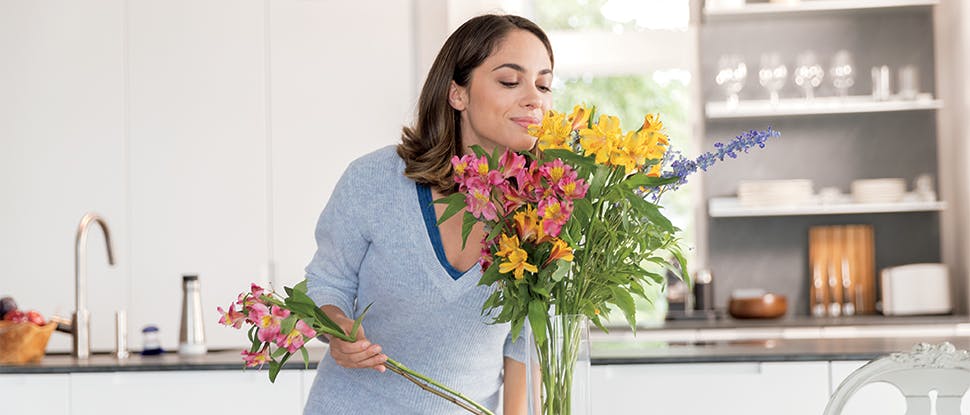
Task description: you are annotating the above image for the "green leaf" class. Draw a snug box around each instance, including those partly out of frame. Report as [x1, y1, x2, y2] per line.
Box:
[489, 144, 502, 170]
[280, 315, 297, 337]
[625, 191, 674, 232]
[509, 315, 525, 344]
[542, 148, 595, 169]
[478, 263, 503, 286]
[434, 192, 467, 226]
[284, 286, 294, 297]
[461, 212, 476, 250]
[485, 220, 506, 244]
[350, 303, 373, 339]
[588, 164, 610, 198]
[294, 279, 308, 293]
[300, 346, 310, 369]
[268, 361, 281, 383]
[609, 286, 638, 331]
[272, 346, 287, 359]
[551, 259, 570, 282]
[470, 144, 488, 158]
[269, 352, 293, 383]
[527, 300, 549, 347]
[572, 198, 593, 227]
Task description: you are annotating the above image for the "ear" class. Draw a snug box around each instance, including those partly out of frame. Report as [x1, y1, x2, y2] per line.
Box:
[448, 80, 467, 111]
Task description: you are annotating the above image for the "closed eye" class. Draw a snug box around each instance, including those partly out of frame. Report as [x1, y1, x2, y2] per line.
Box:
[500, 81, 519, 88]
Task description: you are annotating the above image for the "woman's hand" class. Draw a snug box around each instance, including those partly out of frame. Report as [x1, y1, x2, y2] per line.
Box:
[321, 305, 387, 373]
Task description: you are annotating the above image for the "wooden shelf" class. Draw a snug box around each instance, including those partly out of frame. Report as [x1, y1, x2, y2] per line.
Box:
[708, 197, 945, 217]
[705, 95, 941, 119]
[704, 0, 938, 20]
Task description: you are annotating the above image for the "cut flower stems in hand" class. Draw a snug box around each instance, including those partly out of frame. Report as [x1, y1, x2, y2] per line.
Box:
[218, 281, 497, 415]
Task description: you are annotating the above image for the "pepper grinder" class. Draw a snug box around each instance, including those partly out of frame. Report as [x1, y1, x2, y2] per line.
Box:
[178, 274, 208, 355]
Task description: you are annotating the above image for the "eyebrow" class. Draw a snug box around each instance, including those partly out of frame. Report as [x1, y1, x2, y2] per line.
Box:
[492, 63, 553, 76]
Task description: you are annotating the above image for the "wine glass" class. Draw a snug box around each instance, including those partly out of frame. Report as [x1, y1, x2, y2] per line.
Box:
[715, 54, 747, 107]
[758, 52, 788, 104]
[794, 51, 824, 100]
[830, 50, 855, 98]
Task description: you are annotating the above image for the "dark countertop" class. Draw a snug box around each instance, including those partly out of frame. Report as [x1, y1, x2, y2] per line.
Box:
[4, 335, 970, 374]
[632, 313, 970, 331]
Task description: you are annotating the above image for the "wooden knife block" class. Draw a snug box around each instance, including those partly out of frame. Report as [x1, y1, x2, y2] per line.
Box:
[808, 225, 875, 316]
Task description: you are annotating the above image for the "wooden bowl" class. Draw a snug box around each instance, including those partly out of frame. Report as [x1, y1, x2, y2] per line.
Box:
[0, 321, 57, 364]
[728, 293, 787, 319]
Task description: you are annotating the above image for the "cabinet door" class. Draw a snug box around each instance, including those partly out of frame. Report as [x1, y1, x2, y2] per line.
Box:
[268, 0, 414, 289]
[71, 370, 302, 414]
[0, 0, 127, 354]
[126, 0, 269, 351]
[591, 362, 829, 414]
[0, 374, 70, 415]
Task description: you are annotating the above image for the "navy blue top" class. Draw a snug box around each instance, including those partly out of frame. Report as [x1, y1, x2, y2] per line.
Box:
[416, 182, 465, 280]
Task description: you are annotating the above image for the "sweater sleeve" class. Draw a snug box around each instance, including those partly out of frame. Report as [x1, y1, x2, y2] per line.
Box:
[304, 163, 371, 318]
[503, 323, 530, 363]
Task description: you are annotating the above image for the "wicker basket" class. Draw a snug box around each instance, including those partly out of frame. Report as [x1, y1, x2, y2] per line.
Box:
[0, 321, 57, 364]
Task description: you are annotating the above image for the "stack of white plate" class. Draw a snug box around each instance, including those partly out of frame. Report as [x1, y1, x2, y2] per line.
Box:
[738, 179, 814, 207]
[851, 178, 906, 204]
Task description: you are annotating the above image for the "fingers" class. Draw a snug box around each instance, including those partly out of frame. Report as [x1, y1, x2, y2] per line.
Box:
[329, 338, 387, 372]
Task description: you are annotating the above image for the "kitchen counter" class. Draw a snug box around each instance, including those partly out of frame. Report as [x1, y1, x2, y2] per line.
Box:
[4, 335, 970, 374]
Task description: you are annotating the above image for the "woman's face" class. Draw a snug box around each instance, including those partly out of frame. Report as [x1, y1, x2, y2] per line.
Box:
[450, 30, 553, 153]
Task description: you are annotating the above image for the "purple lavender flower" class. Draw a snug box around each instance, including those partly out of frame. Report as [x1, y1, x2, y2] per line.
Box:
[656, 127, 780, 194]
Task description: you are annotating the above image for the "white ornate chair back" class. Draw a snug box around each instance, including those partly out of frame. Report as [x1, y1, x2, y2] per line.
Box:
[824, 342, 970, 415]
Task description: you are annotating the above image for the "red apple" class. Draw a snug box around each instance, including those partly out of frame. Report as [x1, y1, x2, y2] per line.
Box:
[3, 309, 27, 323]
[26, 310, 45, 326]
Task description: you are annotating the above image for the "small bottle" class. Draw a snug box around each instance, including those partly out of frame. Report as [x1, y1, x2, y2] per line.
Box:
[178, 274, 208, 355]
[141, 325, 163, 355]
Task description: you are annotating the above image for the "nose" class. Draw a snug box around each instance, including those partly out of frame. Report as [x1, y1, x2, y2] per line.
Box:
[521, 86, 544, 111]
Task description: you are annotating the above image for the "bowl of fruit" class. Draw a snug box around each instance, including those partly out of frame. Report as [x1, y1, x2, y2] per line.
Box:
[0, 296, 57, 364]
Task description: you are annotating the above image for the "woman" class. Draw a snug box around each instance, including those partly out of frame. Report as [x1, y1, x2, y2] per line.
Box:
[303, 14, 554, 414]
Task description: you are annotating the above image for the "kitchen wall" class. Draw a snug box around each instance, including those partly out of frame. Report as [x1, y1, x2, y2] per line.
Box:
[0, 0, 417, 352]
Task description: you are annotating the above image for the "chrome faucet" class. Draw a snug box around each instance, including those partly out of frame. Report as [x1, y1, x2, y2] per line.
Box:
[73, 213, 115, 359]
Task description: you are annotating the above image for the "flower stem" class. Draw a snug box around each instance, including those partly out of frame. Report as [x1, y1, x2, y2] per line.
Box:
[384, 358, 496, 415]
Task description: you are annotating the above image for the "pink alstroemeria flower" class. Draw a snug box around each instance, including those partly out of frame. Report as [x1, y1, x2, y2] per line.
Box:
[251, 304, 290, 342]
[538, 197, 572, 238]
[217, 303, 246, 329]
[464, 177, 499, 221]
[242, 347, 269, 368]
[558, 175, 589, 200]
[277, 320, 317, 353]
[499, 150, 526, 180]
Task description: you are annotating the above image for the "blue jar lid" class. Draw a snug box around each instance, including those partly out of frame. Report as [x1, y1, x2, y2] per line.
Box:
[142, 325, 159, 333]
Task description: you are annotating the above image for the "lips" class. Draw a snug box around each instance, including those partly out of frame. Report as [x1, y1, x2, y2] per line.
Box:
[511, 117, 540, 129]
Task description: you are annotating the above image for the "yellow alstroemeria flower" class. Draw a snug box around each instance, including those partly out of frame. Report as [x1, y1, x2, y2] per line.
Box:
[531, 110, 572, 151]
[567, 104, 591, 131]
[495, 233, 521, 259]
[513, 206, 540, 242]
[579, 114, 622, 165]
[544, 238, 574, 266]
[499, 247, 538, 280]
[609, 131, 645, 173]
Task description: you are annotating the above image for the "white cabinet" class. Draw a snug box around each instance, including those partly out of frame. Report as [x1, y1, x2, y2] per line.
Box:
[591, 362, 830, 414]
[0, 374, 70, 415]
[70, 370, 303, 414]
[2, 0, 420, 353]
[126, 0, 270, 351]
[268, 0, 414, 290]
[0, 0, 128, 354]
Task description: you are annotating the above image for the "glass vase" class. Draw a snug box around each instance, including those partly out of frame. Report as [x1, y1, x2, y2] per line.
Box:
[525, 314, 591, 415]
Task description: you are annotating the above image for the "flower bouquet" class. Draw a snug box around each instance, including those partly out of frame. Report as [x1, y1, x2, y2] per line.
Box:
[218, 281, 497, 414]
[436, 105, 778, 414]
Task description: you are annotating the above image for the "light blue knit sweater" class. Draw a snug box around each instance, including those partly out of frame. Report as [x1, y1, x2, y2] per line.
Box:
[304, 145, 526, 414]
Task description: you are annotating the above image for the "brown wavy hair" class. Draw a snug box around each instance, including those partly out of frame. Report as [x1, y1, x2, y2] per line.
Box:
[397, 14, 553, 195]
